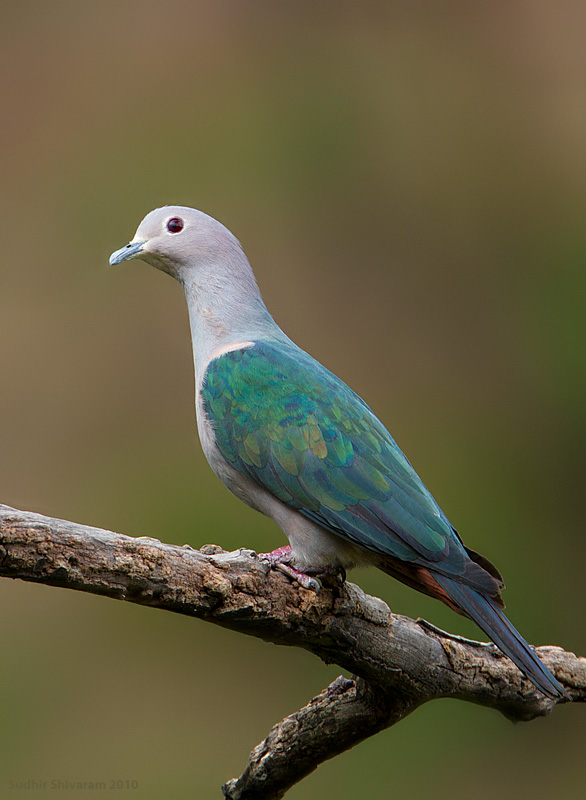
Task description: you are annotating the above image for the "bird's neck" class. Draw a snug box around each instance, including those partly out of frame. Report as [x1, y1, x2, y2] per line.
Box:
[181, 254, 289, 383]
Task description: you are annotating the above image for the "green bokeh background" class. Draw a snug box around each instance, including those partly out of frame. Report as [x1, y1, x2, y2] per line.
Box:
[1, 2, 585, 798]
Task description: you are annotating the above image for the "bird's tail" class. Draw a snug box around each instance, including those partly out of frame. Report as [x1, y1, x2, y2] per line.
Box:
[432, 574, 568, 700]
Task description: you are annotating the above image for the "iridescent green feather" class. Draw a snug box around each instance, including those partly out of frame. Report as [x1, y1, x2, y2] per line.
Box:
[201, 341, 480, 582]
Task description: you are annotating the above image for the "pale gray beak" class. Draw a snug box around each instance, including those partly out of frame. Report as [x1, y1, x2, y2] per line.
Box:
[109, 240, 145, 265]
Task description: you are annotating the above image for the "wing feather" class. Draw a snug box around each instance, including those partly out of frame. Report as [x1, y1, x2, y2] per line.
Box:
[202, 341, 500, 594]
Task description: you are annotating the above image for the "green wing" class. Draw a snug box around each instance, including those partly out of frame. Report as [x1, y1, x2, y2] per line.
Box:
[202, 341, 487, 584]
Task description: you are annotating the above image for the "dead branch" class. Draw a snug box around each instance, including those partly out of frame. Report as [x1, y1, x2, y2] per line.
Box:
[0, 503, 583, 799]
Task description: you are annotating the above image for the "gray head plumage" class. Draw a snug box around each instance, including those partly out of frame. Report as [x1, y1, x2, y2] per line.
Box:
[109, 205, 246, 282]
[109, 206, 290, 374]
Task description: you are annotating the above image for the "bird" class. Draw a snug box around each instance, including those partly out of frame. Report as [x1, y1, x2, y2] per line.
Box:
[110, 205, 567, 699]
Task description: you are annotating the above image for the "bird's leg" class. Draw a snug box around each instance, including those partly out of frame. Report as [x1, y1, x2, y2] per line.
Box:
[258, 546, 321, 593]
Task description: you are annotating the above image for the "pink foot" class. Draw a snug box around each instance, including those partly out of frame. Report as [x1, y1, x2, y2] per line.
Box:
[258, 546, 321, 593]
[258, 545, 293, 565]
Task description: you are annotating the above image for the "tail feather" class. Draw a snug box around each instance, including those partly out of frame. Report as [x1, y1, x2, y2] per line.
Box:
[434, 574, 568, 700]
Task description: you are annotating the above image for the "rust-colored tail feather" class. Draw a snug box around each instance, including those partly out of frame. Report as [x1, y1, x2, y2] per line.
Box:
[378, 556, 567, 699]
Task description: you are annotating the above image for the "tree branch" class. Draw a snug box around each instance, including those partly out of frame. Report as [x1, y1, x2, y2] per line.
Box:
[1, 503, 583, 798]
[221, 676, 416, 800]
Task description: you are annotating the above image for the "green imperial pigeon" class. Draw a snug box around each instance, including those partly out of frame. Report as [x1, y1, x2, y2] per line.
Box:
[110, 205, 567, 699]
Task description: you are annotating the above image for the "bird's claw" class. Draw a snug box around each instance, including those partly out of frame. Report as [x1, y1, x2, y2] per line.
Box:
[275, 563, 321, 593]
[259, 546, 321, 593]
[310, 565, 346, 589]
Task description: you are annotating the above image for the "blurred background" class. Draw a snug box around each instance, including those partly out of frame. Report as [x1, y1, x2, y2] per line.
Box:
[0, 1, 585, 797]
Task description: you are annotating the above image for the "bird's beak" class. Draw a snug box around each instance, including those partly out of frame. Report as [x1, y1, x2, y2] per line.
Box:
[109, 240, 146, 265]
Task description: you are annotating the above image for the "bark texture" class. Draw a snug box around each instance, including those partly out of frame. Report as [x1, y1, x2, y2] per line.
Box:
[0, 504, 583, 799]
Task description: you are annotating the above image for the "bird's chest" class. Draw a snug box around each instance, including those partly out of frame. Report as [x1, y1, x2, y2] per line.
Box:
[195, 364, 266, 514]
[194, 341, 255, 475]
[195, 384, 237, 483]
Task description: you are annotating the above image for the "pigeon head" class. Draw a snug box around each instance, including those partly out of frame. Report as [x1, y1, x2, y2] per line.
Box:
[109, 205, 281, 350]
[109, 205, 245, 282]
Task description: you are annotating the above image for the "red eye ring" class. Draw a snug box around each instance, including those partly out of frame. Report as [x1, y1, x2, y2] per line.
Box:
[166, 217, 184, 233]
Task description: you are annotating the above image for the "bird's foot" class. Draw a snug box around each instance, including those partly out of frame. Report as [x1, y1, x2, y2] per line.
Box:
[258, 547, 347, 593]
[258, 545, 293, 566]
[258, 546, 321, 593]
[307, 564, 347, 590]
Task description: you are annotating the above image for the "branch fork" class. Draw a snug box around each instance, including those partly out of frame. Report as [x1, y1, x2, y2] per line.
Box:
[0, 504, 583, 799]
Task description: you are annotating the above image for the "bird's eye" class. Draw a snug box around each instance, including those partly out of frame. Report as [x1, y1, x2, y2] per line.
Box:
[166, 217, 184, 233]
